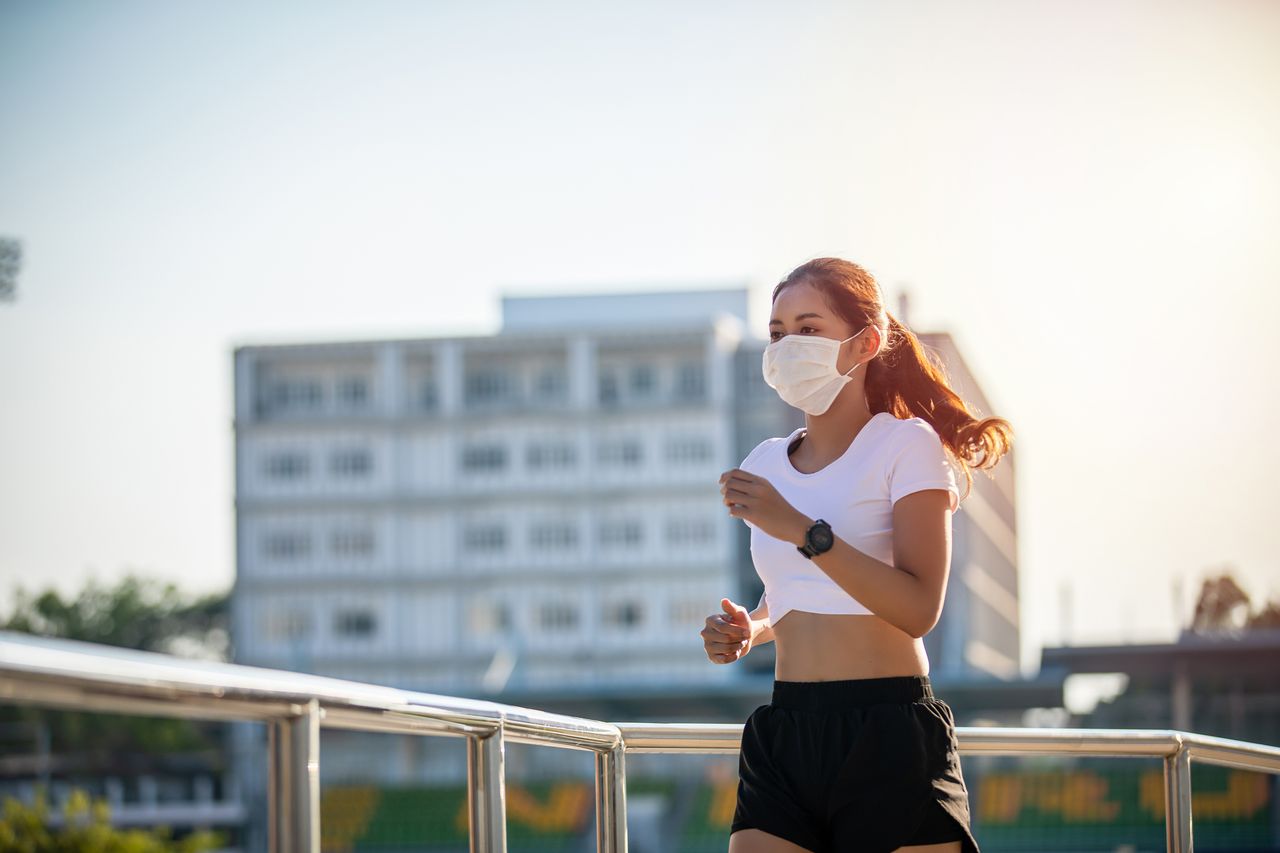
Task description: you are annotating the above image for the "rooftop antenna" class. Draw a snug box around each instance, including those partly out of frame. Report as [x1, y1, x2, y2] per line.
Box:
[1172, 574, 1184, 635]
[1059, 580, 1072, 646]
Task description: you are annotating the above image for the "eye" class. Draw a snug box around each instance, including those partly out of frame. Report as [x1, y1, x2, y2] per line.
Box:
[768, 326, 817, 342]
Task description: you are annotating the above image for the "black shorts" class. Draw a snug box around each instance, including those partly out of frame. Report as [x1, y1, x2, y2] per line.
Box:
[731, 675, 981, 853]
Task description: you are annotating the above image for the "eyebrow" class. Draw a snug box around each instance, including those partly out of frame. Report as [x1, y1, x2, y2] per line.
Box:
[768, 312, 825, 326]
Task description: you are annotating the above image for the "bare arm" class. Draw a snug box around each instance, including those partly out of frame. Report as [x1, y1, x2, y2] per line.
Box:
[785, 489, 953, 639]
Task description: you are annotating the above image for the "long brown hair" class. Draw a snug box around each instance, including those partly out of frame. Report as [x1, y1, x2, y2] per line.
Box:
[772, 257, 1013, 501]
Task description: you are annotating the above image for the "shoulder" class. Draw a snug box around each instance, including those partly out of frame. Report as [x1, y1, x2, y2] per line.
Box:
[883, 415, 946, 452]
[739, 429, 798, 470]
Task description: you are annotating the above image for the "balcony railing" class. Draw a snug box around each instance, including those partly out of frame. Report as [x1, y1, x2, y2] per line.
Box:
[2, 629, 1278, 853]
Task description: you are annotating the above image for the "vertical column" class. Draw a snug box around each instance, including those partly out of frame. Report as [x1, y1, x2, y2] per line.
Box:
[570, 336, 598, 680]
[438, 340, 464, 416]
[379, 342, 404, 418]
[234, 348, 257, 422]
[1163, 745, 1193, 853]
[436, 339, 465, 680]
[233, 349, 254, 578]
[380, 342, 408, 671]
[268, 699, 321, 853]
[595, 742, 629, 853]
[707, 315, 741, 408]
[568, 337, 597, 411]
[466, 728, 507, 853]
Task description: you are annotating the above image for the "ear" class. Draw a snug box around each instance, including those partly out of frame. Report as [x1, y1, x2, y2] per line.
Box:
[861, 324, 883, 358]
[845, 325, 879, 365]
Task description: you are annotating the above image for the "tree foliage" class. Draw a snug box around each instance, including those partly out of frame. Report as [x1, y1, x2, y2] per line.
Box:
[0, 787, 223, 852]
[2, 573, 228, 660]
[0, 572, 231, 761]
[1190, 568, 1280, 633]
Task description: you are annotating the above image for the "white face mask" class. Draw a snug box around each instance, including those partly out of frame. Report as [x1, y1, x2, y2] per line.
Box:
[761, 326, 871, 415]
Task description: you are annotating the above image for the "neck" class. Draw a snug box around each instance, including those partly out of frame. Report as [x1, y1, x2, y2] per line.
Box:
[799, 393, 874, 453]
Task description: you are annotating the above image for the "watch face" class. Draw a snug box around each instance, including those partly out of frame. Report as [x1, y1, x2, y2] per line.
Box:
[810, 523, 834, 550]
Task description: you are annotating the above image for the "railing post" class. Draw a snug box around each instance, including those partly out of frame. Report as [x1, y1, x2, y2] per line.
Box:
[1164, 741, 1193, 853]
[268, 698, 321, 853]
[595, 741, 628, 853]
[466, 727, 507, 853]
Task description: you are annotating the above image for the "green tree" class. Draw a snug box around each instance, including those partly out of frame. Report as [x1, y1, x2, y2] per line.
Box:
[3, 573, 228, 660]
[0, 786, 223, 852]
[0, 572, 231, 763]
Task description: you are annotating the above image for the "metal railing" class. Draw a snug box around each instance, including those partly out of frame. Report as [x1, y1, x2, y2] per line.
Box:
[2, 629, 1278, 853]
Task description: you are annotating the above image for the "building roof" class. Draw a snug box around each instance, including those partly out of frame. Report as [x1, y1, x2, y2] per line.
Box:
[1041, 629, 1280, 681]
[501, 285, 750, 332]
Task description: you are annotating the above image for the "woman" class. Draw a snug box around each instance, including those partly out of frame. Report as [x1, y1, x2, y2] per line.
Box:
[706, 258, 1012, 853]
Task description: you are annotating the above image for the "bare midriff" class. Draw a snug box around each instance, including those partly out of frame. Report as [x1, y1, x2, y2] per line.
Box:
[770, 609, 930, 681]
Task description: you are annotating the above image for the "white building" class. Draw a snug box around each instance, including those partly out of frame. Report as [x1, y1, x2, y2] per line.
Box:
[229, 287, 789, 695]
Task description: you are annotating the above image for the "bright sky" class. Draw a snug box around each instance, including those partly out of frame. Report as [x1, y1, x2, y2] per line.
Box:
[2, 0, 1277, 678]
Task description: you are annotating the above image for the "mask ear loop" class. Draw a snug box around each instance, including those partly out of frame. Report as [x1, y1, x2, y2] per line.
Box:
[838, 325, 872, 377]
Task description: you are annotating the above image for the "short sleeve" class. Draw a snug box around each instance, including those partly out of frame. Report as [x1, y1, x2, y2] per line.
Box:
[888, 420, 960, 512]
[737, 437, 779, 532]
[738, 436, 777, 473]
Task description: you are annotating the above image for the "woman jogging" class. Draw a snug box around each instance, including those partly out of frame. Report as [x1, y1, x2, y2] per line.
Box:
[707, 257, 1012, 853]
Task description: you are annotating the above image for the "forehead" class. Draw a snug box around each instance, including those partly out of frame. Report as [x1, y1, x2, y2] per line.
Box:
[770, 283, 833, 323]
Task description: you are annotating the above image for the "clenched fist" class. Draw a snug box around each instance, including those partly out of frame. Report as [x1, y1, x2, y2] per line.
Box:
[702, 598, 755, 664]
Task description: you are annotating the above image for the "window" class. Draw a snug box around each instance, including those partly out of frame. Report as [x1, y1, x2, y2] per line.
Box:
[462, 445, 507, 472]
[598, 372, 619, 405]
[262, 531, 311, 559]
[268, 379, 323, 411]
[418, 379, 439, 411]
[666, 517, 716, 546]
[336, 376, 369, 408]
[526, 443, 576, 469]
[334, 609, 377, 638]
[330, 448, 372, 477]
[669, 598, 709, 625]
[264, 452, 309, 480]
[740, 350, 775, 399]
[603, 600, 643, 628]
[597, 440, 642, 466]
[331, 528, 375, 556]
[534, 368, 567, 400]
[629, 364, 656, 396]
[464, 525, 507, 552]
[468, 601, 511, 634]
[599, 521, 643, 548]
[666, 437, 712, 464]
[675, 362, 706, 400]
[465, 369, 515, 405]
[265, 610, 312, 641]
[538, 603, 578, 631]
[531, 523, 577, 550]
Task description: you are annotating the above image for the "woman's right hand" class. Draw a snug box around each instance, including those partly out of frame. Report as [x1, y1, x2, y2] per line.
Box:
[702, 598, 754, 664]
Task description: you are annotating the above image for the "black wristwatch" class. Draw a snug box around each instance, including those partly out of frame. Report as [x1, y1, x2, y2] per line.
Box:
[797, 518, 834, 559]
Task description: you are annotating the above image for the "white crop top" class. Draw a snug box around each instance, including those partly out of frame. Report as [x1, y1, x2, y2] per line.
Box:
[739, 412, 960, 626]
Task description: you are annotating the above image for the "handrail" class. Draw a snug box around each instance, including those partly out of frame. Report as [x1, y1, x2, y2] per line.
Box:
[3, 630, 1278, 853]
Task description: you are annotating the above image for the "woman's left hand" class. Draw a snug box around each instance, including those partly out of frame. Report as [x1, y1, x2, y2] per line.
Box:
[719, 468, 811, 546]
